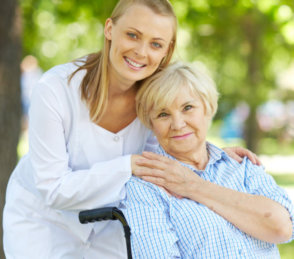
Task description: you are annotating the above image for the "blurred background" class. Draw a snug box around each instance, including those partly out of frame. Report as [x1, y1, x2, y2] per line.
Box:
[1, 0, 294, 257]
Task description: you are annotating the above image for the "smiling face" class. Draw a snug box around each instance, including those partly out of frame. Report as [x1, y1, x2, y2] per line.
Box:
[150, 86, 212, 160]
[104, 4, 174, 88]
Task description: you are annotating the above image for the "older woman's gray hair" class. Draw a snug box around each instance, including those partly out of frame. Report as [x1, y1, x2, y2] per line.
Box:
[136, 61, 219, 128]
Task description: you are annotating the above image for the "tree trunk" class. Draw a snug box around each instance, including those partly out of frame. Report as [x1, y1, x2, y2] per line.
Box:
[0, 0, 22, 257]
[242, 10, 263, 153]
[244, 105, 260, 152]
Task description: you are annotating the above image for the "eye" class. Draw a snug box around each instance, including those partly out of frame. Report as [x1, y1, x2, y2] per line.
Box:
[183, 105, 193, 111]
[151, 42, 162, 49]
[127, 32, 137, 39]
[158, 112, 169, 118]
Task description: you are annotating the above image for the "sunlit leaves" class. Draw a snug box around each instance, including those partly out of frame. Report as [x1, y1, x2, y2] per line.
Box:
[275, 5, 293, 23]
[21, 0, 117, 70]
[21, 0, 294, 108]
[256, 0, 279, 13]
[282, 21, 294, 44]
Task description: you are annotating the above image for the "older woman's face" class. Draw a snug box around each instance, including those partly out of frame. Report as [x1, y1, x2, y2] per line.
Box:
[150, 87, 211, 158]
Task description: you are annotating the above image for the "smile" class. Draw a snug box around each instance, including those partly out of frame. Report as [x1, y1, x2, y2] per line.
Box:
[171, 133, 193, 140]
[124, 57, 146, 69]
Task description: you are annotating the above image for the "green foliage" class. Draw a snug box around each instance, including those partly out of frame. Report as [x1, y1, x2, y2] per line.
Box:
[169, 0, 294, 151]
[259, 137, 294, 155]
[272, 174, 294, 186]
[21, 0, 294, 152]
[279, 242, 294, 259]
[171, 0, 294, 109]
[21, 0, 117, 69]
[274, 170, 294, 258]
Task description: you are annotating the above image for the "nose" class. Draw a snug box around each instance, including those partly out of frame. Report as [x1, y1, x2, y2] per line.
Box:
[134, 42, 148, 58]
[171, 114, 186, 130]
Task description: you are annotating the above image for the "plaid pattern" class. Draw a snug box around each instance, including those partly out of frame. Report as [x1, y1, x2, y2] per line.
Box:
[120, 143, 294, 259]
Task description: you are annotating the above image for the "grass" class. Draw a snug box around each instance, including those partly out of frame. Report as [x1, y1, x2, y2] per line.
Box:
[272, 174, 294, 186]
[273, 174, 294, 258]
[279, 242, 294, 259]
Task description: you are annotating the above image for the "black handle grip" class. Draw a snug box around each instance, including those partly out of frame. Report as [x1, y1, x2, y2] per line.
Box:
[79, 207, 117, 224]
[79, 207, 132, 259]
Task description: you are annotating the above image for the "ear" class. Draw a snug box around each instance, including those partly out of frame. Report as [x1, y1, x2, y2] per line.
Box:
[104, 18, 113, 40]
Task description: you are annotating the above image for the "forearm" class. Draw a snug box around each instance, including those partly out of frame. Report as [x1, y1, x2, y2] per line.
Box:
[187, 176, 293, 243]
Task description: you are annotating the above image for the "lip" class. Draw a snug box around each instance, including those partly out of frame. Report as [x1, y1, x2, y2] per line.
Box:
[124, 56, 146, 71]
[171, 132, 193, 140]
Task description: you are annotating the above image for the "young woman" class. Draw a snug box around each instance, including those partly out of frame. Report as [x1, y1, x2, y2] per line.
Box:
[3, 1, 259, 258]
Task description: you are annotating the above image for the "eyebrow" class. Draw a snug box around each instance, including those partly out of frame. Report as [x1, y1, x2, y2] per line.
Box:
[181, 100, 196, 107]
[154, 100, 196, 112]
[128, 27, 167, 42]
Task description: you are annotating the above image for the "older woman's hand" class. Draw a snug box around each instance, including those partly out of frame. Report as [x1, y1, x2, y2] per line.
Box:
[223, 146, 261, 165]
[132, 151, 198, 198]
[134, 151, 292, 244]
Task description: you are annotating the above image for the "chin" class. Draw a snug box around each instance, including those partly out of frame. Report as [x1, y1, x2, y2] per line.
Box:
[169, 147, 193, 156]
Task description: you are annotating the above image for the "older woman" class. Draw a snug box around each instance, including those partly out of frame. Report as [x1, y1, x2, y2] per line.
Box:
[121, 62, 294, 258]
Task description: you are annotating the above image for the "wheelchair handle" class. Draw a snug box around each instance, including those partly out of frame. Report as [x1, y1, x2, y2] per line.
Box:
[79, 207, 119, 223]
[79, 207, 132, 259]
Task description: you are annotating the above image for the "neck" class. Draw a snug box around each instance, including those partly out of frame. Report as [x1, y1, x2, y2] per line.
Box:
[108, 79, 135, 96]
[171, 143, 209, 170]
[108, 67, 137, 97]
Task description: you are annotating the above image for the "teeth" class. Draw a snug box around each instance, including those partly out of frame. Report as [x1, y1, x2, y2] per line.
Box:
[126, 58, 144, 68]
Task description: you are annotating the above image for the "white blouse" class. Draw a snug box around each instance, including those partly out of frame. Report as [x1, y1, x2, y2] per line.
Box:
[5, 61, 156, 256]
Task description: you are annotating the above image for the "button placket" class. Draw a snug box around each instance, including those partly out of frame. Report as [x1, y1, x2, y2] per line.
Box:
[113, 135, 120, 142]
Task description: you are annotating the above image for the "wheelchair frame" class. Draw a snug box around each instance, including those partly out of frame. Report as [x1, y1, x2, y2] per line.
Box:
[79, 207, 132, 259]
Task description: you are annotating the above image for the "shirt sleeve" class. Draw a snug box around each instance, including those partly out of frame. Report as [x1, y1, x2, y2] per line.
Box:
[243, 158, 294, 243]
[121, 177, 181, 258]
[28, 78, 132, 212]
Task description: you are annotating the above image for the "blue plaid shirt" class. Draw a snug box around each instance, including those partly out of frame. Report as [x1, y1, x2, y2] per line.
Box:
[120, 143, 294, 259]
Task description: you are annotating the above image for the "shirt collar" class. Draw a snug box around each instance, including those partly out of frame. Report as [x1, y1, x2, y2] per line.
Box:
[156, 142, 229, 172]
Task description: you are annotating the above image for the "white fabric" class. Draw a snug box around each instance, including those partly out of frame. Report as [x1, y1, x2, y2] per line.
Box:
[3, 62, 156, 259]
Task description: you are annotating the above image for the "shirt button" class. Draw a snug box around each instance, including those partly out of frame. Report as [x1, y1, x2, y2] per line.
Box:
[85, 242, 91, 249]
[113, 135, 120, 142]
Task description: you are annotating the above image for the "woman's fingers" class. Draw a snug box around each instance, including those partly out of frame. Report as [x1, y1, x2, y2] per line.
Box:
[135, 158, 166, 170]
[141, 176, 165, 186]
[223, 147, 243, 163]
[235, 147, 262, 165]
[253, 153, 262, 166]
[133, 167, 163, 178]
[223, 146, 262, 165]
[244, 150, 257, 164]
[142, 151, 170, 162]
[134, 152, 195, 197]
[136, 152, 173, 170]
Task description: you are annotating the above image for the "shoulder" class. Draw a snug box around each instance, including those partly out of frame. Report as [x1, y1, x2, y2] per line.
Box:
[127, 176, 169, 201]
[39, 62, 84, 87]
[207, 143, 263, 175]
[206, 142, 239, 168]
[29, 62, 86, 119]
[33, 62, 86, 101]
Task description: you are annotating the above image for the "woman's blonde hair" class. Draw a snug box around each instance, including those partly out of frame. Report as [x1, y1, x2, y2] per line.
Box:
[70, 0, 177, 123]
[136, 61, 219, 128]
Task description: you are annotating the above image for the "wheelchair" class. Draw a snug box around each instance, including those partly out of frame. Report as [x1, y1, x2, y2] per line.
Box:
[79, 207, 132, 259]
